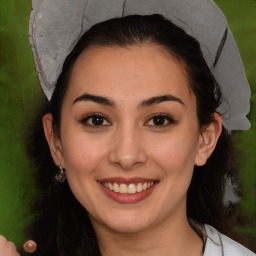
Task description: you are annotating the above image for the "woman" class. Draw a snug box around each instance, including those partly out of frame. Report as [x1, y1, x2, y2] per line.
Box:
[0, 0, 254, 255]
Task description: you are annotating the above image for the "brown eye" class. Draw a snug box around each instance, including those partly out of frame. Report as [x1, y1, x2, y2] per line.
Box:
[146, 114, 174, 127]
[82, 114, 110, 127]
[152, 116, 166, 125]
[91, 116, 104, 125]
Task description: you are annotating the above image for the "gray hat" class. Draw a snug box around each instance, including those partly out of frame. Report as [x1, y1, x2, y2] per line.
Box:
[29, 0, 251, 131]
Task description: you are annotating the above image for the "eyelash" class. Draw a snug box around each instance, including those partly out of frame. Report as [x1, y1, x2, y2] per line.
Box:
[81, 113, 111, 127]
[80, 113, 175, 128]
[145, 113, 175, 127]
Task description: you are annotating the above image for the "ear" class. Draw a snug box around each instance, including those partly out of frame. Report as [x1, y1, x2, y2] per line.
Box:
[42, 113, 65, 168]
[195, 113, 222, 166]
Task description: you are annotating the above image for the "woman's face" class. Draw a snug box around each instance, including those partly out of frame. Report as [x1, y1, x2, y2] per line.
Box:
[47, 44, 212, 234]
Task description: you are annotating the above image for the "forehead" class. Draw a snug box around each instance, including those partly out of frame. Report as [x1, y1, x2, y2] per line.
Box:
[65, 44, 195, 108]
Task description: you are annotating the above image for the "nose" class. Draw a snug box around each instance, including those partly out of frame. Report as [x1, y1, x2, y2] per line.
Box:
[108, 126, 147, 170]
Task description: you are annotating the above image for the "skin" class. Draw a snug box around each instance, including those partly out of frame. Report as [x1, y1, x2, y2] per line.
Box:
[0, 235, 20, 256]
[43, 44, 222, 256]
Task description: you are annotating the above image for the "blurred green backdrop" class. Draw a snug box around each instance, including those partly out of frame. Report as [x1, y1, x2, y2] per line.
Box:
[0, 0, 255, 252]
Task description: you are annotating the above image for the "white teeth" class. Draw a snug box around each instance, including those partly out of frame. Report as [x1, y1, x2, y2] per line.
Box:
[142, 182, 148, 191]
[120, 184, 128, 194]
[108, 182, 113, 191]
[128, 184, 136, 194]
[113, 182, 120, 193]
[102, 181, 155, 194]
[136, 183, 143, 192]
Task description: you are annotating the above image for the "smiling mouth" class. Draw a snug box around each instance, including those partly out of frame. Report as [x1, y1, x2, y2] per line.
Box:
[98, 178, 159, 203]
[101, 181, 157, 194]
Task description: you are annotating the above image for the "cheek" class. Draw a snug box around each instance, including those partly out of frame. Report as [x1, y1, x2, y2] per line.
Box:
[147, 129, 199, 200]
[61, 131, 109, 177]
[148, 132, 199, 172]
[60, 133, 110, 211]
[147, 132, 199, 208]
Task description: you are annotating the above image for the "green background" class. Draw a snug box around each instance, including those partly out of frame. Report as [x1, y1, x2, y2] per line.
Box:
[0, 0, 255, 252]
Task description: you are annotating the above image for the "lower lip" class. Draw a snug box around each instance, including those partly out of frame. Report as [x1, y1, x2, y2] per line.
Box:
[98, 182, 158, 204]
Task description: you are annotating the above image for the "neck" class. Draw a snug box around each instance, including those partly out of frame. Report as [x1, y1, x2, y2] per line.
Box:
[91, 213, 203, 256]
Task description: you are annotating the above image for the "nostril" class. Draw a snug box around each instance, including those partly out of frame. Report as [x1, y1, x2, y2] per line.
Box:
[108, 132, 148, 169]
[108, 151, 147, 170]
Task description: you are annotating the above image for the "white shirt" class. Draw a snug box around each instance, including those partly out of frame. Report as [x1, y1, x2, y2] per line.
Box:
[204, 224, 255, 256]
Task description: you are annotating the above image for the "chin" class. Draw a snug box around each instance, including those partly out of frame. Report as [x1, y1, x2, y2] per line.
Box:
[89, 208, 155, 234]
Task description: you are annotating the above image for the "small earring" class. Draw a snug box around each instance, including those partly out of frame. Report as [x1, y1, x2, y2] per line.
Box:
[55, 166, 66, 182]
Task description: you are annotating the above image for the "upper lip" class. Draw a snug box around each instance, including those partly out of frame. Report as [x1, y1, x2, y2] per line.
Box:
[98, 177, 159, 184]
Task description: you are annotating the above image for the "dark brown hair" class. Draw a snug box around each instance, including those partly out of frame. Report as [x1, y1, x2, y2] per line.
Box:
[24, 14, 237, 256]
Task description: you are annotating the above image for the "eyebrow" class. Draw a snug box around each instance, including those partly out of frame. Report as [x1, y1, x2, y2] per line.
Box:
[72, 93, 184, 108]
[139, 94, 185, 108]
[72, 93, 117, 108]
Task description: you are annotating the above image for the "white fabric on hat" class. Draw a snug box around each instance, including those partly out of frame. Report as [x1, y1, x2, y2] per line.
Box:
[29, 0, 251, 131]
